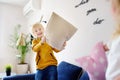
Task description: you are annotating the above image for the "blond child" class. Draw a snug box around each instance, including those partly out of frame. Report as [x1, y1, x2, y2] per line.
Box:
[31, 23, 65, 80]
[106, 0, 120, 80]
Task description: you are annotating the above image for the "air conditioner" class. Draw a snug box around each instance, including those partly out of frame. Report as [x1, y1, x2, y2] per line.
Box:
[23, 0, 33, 16]
[23, 0, 41, 16]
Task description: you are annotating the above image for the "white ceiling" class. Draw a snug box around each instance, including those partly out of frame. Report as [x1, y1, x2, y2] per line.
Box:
[0, 0, 30, 7]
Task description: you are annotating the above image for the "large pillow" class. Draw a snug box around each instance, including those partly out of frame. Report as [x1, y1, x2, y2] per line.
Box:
[45, 12, 78, 50]
[76, 41, 108, 80]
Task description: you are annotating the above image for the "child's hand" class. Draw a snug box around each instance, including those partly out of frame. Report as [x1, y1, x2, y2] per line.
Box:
[41, 36, 46, 43]
[103, 44, 109, 52]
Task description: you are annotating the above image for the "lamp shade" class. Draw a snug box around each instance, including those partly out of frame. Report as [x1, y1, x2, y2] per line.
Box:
[16, 33, 26, 46]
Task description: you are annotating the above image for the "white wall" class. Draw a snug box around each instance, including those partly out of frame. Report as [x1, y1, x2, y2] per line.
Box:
[0, 3, 28, 72]
[40, 0, 115, 65]
[28, 0, 116, 73]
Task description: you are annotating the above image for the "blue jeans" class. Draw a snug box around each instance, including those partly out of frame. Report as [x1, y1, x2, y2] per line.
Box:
[35, 65, 58, 80]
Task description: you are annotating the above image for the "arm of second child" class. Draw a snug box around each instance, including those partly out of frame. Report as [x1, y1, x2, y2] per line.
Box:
[106, 39, 120, 80]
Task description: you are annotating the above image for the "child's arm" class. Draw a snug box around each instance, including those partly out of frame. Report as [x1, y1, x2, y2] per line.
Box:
[32, 39, 42, 52]
[52, 48, 60, 53]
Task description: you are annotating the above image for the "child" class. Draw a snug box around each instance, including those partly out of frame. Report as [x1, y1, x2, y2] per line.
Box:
[106, 0, 120, 80]
[31, 22, 66, 80]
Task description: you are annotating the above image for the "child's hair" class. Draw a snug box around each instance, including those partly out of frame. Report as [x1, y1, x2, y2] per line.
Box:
[112, 25, 120, 39]
[31, 22, 44, 37]
[111, 0, 120, 39]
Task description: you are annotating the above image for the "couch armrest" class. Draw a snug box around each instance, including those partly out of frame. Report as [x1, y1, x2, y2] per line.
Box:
[3, 73, 35, 80]
[79, 71, 89, 80]
[57, 61, 83, 80]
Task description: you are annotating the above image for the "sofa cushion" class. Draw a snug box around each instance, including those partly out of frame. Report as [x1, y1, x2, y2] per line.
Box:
[79, 71, 90, 80]
[57, 61, 83, 80]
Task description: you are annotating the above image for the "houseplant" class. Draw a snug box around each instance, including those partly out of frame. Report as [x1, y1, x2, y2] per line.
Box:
[16, 32, 31, 64]
[5, 64, 12, 76]
[9, 24, 31, 74]
[10, 24, 31, 64]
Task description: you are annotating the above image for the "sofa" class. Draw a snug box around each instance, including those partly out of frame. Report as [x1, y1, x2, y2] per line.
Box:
[3, 61, 89, 80]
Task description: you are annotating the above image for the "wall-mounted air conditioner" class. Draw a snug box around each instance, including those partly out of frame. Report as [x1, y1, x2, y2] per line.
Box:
[23, 0, 33, 16]
[23, 0, 41, 16]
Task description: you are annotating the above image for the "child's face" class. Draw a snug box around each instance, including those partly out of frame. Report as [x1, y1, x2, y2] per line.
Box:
[33, 26, 44, 38]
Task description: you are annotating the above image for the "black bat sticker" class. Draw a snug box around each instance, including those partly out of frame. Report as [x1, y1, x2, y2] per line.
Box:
[93, 18, 104, 25]
[86, 8, 97, 16]
[75, 0, 89, 8]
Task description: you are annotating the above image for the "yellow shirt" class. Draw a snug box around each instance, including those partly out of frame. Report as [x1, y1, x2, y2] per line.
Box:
[32, 38, 59, 70]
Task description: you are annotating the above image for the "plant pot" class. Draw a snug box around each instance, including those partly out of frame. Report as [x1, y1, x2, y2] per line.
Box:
[16, 63, 28, 74]
[6, 70, 11, 76]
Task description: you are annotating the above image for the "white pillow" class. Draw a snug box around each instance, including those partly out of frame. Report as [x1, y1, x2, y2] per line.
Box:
[45, 12, 78, 50]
